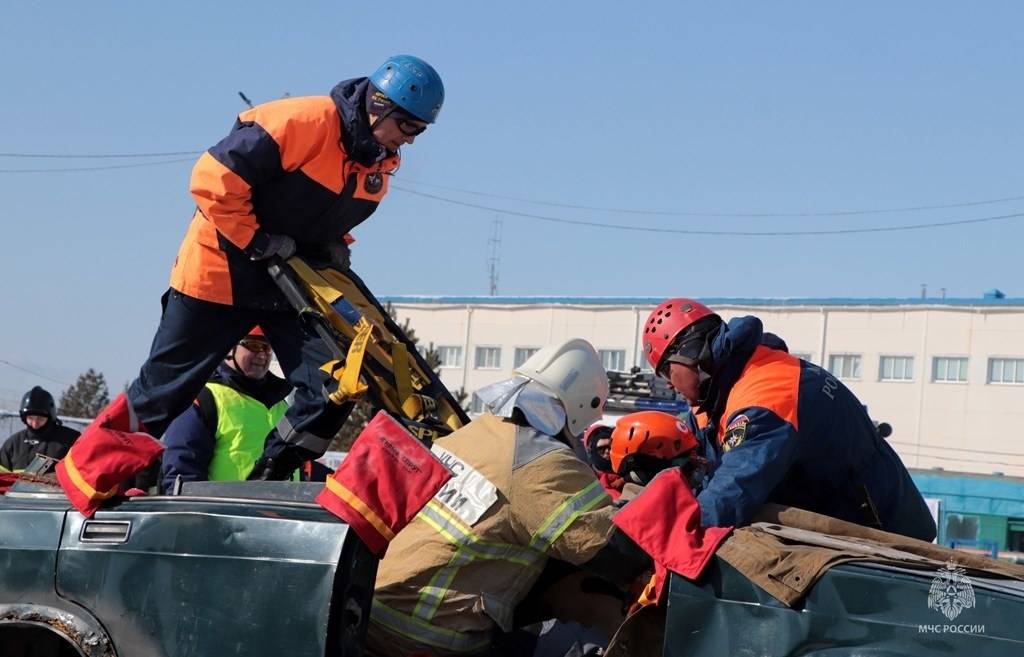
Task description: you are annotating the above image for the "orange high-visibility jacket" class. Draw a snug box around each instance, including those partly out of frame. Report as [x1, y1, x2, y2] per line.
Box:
[170, 78, 399, 308]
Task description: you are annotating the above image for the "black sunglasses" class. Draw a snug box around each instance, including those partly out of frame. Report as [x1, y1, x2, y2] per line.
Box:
[396, 118, 428, 137]
[238, 339, 272, 354]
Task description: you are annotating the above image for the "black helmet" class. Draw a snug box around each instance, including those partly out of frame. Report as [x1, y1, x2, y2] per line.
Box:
[20, 386, 56, 423]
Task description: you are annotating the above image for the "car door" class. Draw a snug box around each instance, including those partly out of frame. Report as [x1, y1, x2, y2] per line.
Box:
[55, 494, 354, 657]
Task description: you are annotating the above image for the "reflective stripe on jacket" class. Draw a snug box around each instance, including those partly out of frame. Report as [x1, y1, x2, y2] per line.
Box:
[369, 413, 614, 655]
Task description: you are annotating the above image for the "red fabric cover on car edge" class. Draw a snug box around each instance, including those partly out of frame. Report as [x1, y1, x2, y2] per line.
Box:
[56, 393, 163, 517]
[613, 467, 732, 602]
[0, 472, 18, 495]
[317, 411, 451, 556]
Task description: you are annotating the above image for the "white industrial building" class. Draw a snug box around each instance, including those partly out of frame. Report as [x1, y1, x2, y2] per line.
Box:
[385, 292, 1024, 478]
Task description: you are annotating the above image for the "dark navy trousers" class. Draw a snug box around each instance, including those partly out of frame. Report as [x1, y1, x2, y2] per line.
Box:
[127, 290, 352, 457]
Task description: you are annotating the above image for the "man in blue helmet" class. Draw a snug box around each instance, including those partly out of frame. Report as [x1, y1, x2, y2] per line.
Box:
[63, 56, 446, 495]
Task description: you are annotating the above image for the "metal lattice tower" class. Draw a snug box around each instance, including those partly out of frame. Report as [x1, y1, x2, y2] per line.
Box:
[487, 218, 502, 296]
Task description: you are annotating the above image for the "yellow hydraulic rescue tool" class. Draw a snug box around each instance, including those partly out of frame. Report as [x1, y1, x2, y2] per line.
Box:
[268, 256, 469, 443]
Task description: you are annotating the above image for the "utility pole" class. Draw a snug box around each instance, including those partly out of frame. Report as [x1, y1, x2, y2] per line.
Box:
[487, 218, 502, 296]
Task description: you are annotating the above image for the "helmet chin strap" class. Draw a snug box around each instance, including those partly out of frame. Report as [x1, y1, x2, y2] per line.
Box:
[694, 340, 715, 406]
[369, 104, 397, 131]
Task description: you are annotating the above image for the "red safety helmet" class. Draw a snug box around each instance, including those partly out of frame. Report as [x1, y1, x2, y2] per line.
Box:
[609, 411, 698, 481]
[642, 298, 717, 373]
[230, 327, 270, 359]
[244, 326, 269, 341]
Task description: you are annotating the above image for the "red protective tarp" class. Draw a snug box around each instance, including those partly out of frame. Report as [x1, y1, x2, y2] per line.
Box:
[56, 393, 163, 517]
[613, 467, 732, 603]
[0, 472, 18, 495]
[317, 412, 451, 556]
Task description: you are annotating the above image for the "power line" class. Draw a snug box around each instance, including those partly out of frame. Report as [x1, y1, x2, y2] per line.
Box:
[392, 185, 1024, 237]
[0, 157, 196, 173]
[400, 178, 1024, 218]
[2, 148, 1024, 220]
[0, 360, 72, 387]
[0, 150, 202, 159]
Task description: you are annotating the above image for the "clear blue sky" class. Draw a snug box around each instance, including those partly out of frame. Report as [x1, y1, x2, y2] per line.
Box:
[1, 1, 1022, 407]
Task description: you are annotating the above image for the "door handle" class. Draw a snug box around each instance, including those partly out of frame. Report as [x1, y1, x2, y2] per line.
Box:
[80, 520, 131, 543]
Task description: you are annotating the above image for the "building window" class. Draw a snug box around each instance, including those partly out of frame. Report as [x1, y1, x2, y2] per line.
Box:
[436, 345, 463, 368]
[933, 357, 968, 383]
[988, 358, 1024, 384]
[599, 349, 626, 372]
[474, 346, 502, 370]
[513, 347, 539, 369]
[879, 356, 914, 381]
[827, 354, 861, 380]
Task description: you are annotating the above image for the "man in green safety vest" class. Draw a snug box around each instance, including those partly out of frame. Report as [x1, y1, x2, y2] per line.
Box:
[160, 327, 292, 492]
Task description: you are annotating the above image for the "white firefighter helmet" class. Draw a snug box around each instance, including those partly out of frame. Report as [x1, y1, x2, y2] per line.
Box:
[514, 338, 609, 437]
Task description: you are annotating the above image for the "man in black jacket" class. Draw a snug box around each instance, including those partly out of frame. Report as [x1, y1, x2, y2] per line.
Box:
[1, 386, 80, 472]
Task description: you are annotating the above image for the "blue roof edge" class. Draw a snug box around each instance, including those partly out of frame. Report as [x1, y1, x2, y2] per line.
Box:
[380, 295, 1024, 307]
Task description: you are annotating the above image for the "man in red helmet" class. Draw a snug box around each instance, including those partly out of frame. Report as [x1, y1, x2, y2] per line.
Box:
[159, 328, 292, 491]
[640, 299, 936, 541]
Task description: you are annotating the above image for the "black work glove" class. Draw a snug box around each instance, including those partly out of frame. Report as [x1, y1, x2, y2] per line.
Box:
[247, 448, 304, 481]
[326, 240, 351, 272]
[247, 232, 297, 261]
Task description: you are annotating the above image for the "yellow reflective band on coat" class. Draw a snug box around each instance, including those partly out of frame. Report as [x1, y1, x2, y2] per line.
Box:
[62, 454, 119, 501]
[420, 500, 544, 568]
[413, 548, 475, 621]
[529, 480, 610, 553]
[324, 476, 395, 542]
[410, 499, 545, 622]
[370, 599, 492, 654]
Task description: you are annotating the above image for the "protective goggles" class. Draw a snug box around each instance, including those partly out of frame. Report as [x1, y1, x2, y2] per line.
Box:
[396, 118, 428, 137]
[657, 335, 706, 377]
[237, 339, 272, 354]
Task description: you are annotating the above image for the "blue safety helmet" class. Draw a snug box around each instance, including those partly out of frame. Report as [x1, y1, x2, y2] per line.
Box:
[369, 55, 445, 124]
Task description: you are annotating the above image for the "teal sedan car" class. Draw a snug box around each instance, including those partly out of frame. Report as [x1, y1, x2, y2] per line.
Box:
[0, 474, 376, 657]
[5, 466, 1024, 657]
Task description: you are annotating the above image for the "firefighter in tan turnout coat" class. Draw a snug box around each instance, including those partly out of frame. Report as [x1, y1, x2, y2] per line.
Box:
[366, 339, 651, 657]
